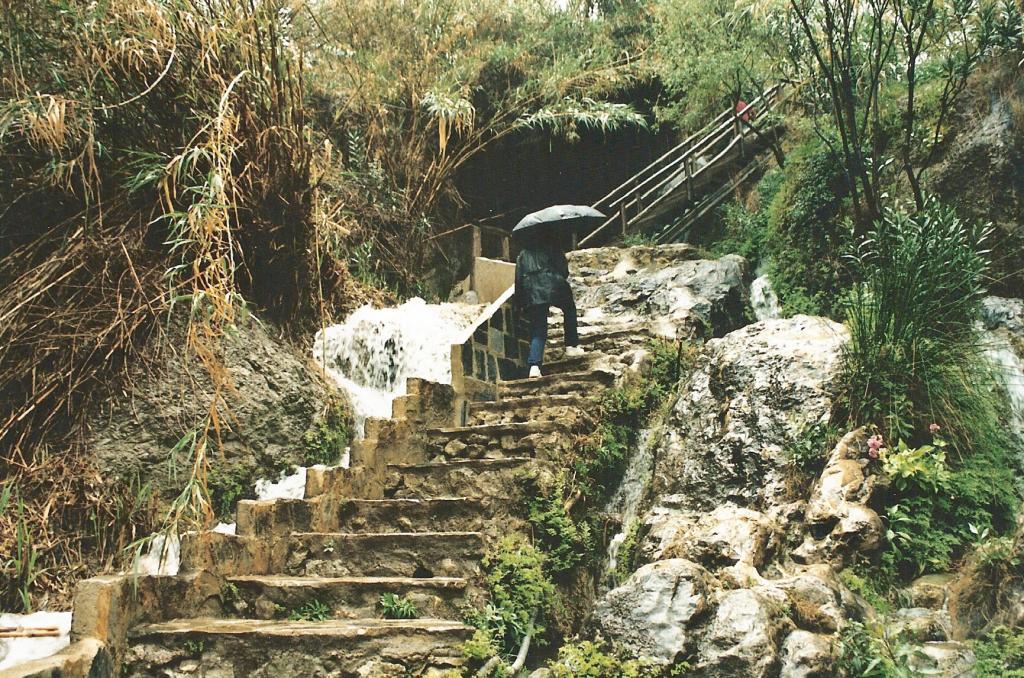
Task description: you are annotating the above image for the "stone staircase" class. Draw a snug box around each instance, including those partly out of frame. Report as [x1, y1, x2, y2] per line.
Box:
[33, 313, 625, 678]
[16, 243, 742, 678]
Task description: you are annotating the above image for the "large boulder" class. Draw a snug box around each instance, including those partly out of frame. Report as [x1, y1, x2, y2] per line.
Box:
[696, 588, 793, 677]
[568, 245, 747, 338]
[641, 502, 778, 570]
[651, 315, 847, 511]
[591, 558, 712, 664]
[778, 630, 835, 678]
[793, 429, 883, 567]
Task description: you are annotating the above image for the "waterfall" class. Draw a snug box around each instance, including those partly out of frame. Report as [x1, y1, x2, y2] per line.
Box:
[313, 298, 483, 438]
[750, 274, 780, 321]
[983, 332, 1024, 442]
[602, 426, 660, 590]
[981, 297, 1024, 442]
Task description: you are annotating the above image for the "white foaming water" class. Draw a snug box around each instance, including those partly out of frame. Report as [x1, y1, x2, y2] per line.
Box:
[0, 611, 72, 670]
[134, 533, 180, 576]
[751, 274, 781, 321]
[313, 298, 483, 437]
[984, 331, 1024, 440]
[255, 465, 309, 500]
[603, 427, 659, 590]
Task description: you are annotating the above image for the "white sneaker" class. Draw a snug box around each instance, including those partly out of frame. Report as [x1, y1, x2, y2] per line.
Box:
[564, 346, 585, 358]
[529, 366, 542, 378]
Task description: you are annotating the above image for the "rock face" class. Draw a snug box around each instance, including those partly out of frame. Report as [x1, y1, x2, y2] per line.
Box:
[793, 429, 883, 567]
[930, 94, 1024, 297]
[641, 503, 777, 569]
[779, 630, 835, 678]
[591, 314, 859, 676]
[592, 559, 711, 664]
[85, 314, 338, 500]
[652, 315, 848, 509]
[698, 588, 792, 677]
[568, 244, 747, 339]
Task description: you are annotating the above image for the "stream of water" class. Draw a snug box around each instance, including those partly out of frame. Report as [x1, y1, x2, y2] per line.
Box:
[750, 273, 781, 322]
[313, 298, 483, 437]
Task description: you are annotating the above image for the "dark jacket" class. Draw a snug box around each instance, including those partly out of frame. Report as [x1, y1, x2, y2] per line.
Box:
[515, 244, 571, 307]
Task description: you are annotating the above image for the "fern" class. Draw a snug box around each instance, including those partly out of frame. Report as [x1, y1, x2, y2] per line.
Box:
[379, 592, 420, 619]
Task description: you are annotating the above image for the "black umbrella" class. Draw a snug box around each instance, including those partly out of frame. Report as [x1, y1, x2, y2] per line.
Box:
[512, 205, 605, 242]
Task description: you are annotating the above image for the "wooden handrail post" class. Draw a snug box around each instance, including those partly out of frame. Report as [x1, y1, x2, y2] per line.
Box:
[619, 203, 628, 237]
[500, 234, 510, 261]
[686, 158, 693, 201]
[471, 225, 482, 259]
[735, 114, 745, 159]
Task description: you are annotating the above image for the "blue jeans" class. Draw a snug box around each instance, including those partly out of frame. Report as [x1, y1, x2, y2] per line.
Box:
[527, 300, 579, 367]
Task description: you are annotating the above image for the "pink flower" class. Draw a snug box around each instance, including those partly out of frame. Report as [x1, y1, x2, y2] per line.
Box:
[929, 423, 941, 434]
[867, 434, 883, 460]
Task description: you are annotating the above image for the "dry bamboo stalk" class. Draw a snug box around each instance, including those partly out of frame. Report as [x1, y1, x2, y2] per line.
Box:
[0, 626, 62, 638]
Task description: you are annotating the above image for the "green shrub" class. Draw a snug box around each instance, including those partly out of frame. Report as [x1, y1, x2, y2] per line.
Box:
[838, 199, 990, 442]
[707, 134, 851, 318]
[524, 473, 594, 575]
[622, 233, 659, 247]
[709, 168, 785, 268]
[378, 592, 420, 619]
[546, 638, 660, 678]
[835, 621, 911, 678]
[763, 135, 851, 318]
[466, 536, 556, 662]
[835, 199, 1022, 580]
[302, 397, 352, 466]
[974, 626, 1024, 677]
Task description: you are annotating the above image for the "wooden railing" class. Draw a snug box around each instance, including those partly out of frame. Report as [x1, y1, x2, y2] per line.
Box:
[579, 84, 785, 247]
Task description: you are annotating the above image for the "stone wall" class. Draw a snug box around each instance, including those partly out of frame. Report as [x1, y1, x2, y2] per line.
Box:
[450, 287, 530, 400]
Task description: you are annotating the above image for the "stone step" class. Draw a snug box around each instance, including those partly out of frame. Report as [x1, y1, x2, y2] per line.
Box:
[533, 353, 597, 375]
[546, 325, 657, 359]
[497, 368, 615, 398]
[236, 496, 489, 537]
[423, 420, 571, 460]
[466, 393, 590, 426]
[224, 575, 477, 621]
[123, 617, 470, 677]
[180, 530, 485, 578]
[384, 457, 542, 500]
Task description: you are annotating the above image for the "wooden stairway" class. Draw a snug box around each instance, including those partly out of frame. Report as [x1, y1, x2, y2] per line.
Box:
[579, 84, 786, 248]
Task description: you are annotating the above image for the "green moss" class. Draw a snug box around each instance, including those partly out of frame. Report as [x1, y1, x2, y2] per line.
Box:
[301, 396, 352, 466]
[839, 568, 894, 614]
[572, 340, 697, 504]
[206, 466, 248, 521]
[613, 519, 644, 585]
[784, 420, 840, 475]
